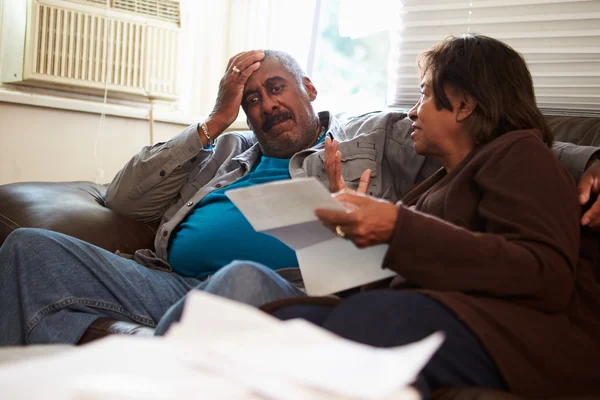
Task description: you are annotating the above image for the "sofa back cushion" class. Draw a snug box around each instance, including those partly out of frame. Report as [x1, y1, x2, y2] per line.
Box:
[0, 181, 157, 253]
[546, 115, 600, 146]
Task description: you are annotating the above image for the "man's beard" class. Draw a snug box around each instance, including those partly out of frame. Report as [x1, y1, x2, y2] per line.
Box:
[258, 115, 320, 158]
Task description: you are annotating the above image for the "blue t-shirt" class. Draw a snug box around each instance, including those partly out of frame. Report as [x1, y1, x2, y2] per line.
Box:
[168, 155, 298, 278]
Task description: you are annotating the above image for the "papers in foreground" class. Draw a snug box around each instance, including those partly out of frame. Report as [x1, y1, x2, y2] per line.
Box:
[0, 291, 444, 400]
[225, 177, 398, 295]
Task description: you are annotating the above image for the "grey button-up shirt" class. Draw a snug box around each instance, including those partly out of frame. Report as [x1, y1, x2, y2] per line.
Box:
[105, 111, 598, 270]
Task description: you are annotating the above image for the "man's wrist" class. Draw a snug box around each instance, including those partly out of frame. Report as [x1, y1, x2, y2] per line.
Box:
[197, 118, 227, 147]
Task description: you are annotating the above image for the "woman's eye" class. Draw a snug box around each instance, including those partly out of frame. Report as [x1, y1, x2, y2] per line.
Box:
[272, 86, 283, 94]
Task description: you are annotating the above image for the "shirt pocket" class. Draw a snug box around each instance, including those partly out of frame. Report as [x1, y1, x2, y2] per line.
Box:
[127, 161, 180, 201]
[125, 142, 179, 200]
[318, 140, 378, 183]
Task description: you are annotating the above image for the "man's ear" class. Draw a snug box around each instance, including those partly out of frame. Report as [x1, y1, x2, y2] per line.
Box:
[303, 77, 318, 101]
[456, 92, 476, 123]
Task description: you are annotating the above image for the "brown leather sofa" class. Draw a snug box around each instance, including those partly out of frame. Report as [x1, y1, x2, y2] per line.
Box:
[1, 115, 599, 400]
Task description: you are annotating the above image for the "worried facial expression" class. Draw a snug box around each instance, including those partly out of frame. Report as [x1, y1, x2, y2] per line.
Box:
[241, 58, 320, 158]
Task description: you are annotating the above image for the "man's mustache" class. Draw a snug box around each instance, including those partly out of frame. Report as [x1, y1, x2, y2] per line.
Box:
[263, 111, 293, 132]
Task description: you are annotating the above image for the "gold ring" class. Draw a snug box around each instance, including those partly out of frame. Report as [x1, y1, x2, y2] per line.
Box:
[232, 65, 241, 74]
[335, 225, 346, 238]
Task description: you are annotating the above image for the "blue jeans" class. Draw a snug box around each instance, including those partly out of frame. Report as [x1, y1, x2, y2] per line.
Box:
[0, 228, 304, 345]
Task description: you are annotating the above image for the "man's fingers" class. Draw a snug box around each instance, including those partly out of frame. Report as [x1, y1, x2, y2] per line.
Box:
[578, 173, 594, 204]
[356, 169, 372, 194]
[582, 196, 600, 225]
[235, 51, 265, 73]
[324, 138, 346, 193]
[325, 137, 337, 191]
[226, 51, 245, 70]
[239, 61, 261, 81]
[594, 176, 600, 192]
[228, 50, 263, 71]
[334, 151, 342, 188]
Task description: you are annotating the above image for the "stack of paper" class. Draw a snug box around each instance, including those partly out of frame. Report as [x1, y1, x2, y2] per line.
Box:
[0, 291, 443, 400]
[226, 177, 399, 295]
[167, 291, 445, 400]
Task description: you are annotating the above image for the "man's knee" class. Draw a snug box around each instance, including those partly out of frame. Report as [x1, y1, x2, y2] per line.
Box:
[2, 228, 58, 252]
[213, 260, 276, 286]
[0, 228, 71, 279]
[203, 261, 290, 306]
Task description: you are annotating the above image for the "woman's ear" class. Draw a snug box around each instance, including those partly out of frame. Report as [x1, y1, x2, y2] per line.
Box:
[456, 92, 476, 122]
[303, 77, 318, 101]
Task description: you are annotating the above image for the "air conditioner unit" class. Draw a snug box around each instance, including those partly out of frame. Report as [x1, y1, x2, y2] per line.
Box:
[1, 0, 181, 101]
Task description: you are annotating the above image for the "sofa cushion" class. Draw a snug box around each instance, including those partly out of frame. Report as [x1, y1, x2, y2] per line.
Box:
[546, 115, 600, 146]
[0, 181, 157, 254]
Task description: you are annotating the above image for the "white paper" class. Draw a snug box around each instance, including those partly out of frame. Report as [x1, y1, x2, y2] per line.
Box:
[225, 177, 346, 233]
[166, 283, 281, 343]
[0, 292, 438, 400]
[0, 337, 252, 400]
[297, 239, 394, 296]
[167, 291, 443, 400]
[226, 178, 397, 295]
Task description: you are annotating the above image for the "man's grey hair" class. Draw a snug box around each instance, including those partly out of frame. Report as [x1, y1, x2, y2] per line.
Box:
[263, 50, 306, 84]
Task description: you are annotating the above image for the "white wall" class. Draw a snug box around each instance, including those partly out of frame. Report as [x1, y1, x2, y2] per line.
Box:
[0, 0, 219, 186]
[0, 102, 188, 185]
[0, 0, 188, 185]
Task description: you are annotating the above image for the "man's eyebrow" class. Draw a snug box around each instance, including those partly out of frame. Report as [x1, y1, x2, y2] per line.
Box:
[264, 76, 286, 86]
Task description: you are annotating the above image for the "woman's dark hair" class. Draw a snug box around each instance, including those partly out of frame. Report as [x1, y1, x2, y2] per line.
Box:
[417, 34, 552, 147]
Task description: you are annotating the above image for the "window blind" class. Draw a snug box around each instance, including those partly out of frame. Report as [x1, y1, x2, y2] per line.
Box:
[387, 0, 600, 116]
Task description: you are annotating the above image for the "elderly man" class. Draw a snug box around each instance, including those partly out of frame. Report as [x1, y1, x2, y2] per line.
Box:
[1, 49, 600, 345]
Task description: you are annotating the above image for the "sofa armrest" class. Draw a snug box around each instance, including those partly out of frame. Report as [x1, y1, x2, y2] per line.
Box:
[0, 181, 157, 254]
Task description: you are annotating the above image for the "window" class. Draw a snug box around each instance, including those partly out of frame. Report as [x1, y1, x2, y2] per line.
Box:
[388, 0, 600, 116]
[311, 0, 392, 115]
[5, 0, 596, 124]
[182, 0, 397, 120]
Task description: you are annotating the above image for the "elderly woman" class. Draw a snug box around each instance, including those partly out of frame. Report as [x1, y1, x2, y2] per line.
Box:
[269, 35, 600, 398]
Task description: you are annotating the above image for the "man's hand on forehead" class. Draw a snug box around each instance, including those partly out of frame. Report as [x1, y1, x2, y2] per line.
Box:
[227, 50, 265, 79]
[204, 50, 265, 139]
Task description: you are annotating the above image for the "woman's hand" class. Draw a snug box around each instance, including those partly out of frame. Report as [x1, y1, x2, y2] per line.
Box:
[315, 190, 399, 248]
[324, 136, 371, 194]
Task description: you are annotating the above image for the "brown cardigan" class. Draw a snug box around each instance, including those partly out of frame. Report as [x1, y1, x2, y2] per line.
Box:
[261, 129, 600, 397]
[386, 130, 600, 398]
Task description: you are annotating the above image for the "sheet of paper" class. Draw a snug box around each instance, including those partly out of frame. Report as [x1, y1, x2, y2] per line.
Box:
[166, 283, 281, 344]
[225, 177, 346, 233]
[262, 220, 336, 250]
[0, 292, 437, 400]
[297, 239, 397, 296]
[225, 177, 398, 295]
[168, 291, 443, 400]
[0, 336, 252, 400]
